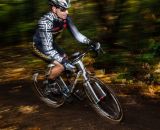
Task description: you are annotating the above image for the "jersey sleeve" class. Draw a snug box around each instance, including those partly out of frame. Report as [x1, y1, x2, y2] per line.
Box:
[38, 18, 63, 63]
[66, 16, 91, 44]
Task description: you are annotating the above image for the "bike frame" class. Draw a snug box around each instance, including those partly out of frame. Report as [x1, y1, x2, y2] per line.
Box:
[55, 53, 106, 104]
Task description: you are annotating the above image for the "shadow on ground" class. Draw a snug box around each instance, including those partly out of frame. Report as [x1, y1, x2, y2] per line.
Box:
[0, 79, 160, 130]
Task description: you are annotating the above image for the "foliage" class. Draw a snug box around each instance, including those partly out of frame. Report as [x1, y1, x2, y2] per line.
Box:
[0, 0, 159, 84]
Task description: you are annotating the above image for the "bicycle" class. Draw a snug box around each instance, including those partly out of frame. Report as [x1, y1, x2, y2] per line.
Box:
[32, 46, 123, 123]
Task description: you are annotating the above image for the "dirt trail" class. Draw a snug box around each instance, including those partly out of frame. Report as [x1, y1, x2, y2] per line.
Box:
[0, 45, 160, 130]
[0, 80, 160, 130]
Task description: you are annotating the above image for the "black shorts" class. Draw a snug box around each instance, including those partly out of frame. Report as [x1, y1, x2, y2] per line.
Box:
[32, 42, 65, 62]
[32, 43, 51, 62]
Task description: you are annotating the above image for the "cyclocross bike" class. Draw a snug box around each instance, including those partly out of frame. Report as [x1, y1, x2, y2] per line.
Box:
[32, 46, 123, 123]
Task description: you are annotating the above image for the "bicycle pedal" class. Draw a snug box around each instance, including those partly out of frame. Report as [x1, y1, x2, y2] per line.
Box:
[43, 80, 48, 84]
[64, 94, 73, 103]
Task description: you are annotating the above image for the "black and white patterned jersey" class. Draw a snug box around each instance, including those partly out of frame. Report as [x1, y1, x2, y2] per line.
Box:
[33, 11, 91, 63]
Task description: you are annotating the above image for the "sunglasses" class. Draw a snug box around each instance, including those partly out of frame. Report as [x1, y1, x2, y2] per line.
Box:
[58, 7, 67, 12]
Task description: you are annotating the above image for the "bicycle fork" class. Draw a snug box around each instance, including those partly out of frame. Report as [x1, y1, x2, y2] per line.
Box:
[84, 76, 106, 104]
[76, 60, 106, 104]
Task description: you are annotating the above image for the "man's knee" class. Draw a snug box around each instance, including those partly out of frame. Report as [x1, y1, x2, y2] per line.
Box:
[48, 61, 64, 79]
[56, 63, 64, 72]
[53, 60, 64, 72]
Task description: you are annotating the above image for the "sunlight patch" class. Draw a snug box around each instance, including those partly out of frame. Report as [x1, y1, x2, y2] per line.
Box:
[18, 105, 39, 114]
[154, 62, 160, 73]
[0, 108, 10, 114]
[0, 126, 17, 130]
[25, 127, 41, 130]
[145, 85, 160, 97]
[26, 127, 41, 130]
[11, 68, 26, 73]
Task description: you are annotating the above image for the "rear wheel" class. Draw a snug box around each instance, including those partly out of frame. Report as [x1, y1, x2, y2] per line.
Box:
[32, 71, 65, 108]
[85, 77, 123, 123]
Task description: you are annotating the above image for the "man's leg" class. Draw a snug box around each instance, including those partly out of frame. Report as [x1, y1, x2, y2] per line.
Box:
[48, 60, 64, 80]
[47, 60, 73, 99]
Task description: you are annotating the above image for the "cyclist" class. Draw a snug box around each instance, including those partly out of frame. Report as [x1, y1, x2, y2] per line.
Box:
[33, 0, 100, 82]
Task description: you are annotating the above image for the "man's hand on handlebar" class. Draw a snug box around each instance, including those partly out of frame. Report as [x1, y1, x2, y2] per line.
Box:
[62, 58, 75, 72]
[89, 41, 101, 53]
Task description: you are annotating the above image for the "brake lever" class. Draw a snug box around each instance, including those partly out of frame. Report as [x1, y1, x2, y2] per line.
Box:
[100, 47, 106, 54]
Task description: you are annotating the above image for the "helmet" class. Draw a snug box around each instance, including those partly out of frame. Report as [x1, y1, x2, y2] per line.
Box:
[49, 0, 71, 9]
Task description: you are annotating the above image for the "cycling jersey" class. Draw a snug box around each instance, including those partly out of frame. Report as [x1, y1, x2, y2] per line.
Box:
[33, 11, 91, 63]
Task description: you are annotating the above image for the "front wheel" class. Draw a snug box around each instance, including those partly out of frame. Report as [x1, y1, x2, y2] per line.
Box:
[85, 77, 123, 123]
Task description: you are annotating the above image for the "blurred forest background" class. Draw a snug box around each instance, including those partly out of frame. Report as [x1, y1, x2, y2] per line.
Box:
[0, 0, 160, 87]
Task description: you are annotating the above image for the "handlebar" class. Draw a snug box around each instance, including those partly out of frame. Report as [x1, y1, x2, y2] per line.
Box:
[70, 46, 105, 64]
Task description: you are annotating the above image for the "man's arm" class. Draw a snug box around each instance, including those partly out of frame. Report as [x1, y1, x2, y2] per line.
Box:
[66, 16, 91, 44]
